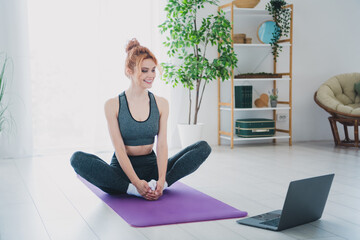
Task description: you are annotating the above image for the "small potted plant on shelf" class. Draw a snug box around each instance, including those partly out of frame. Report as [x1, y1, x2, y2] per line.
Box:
[159, 0, 237, 147]
[269, 88, 278, 108]
[265, 0, 291, 62]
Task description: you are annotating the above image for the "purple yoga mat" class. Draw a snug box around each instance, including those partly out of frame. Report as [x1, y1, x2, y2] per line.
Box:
[79, 176, 247, 227]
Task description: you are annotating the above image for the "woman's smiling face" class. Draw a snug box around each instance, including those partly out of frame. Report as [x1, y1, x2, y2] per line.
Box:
[134, 58, 156, 89]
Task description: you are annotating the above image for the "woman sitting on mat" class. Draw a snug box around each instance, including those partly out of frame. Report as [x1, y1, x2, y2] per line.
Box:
[70, 38, 211, 201]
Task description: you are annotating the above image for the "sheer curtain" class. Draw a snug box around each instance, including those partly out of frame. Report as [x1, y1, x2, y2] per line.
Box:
[27, 0, 168, 154]
[0, 0, 33, 159]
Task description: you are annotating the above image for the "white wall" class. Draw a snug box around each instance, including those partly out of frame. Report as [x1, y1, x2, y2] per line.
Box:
[27, 0, 167, 155]
[289, 0, 360, 141]
[169, 0, 360, 148]
[0, 0, 33, 158]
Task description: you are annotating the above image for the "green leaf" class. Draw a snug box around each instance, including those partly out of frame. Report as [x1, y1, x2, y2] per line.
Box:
[158, 0, 236, 122]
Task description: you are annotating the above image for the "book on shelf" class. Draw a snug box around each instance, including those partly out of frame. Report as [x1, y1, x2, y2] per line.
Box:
[235, 86, 252, 108]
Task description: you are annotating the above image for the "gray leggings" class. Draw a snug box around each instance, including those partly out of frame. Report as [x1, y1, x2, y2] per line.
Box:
[70, 141, 211, 194]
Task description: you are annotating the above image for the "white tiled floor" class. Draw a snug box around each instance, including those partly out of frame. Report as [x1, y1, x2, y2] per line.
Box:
[1, 141, 360, 240]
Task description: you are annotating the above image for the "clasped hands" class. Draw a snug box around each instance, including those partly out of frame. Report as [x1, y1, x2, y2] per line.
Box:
[134, 179, 165, 201]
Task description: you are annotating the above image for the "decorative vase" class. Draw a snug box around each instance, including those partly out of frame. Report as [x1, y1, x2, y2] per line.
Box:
[270, 100, 277, 108]
[233, 0, 260, 8]
[177, 123, 204, 149]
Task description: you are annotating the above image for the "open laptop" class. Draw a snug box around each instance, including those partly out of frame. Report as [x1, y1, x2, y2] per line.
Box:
[237, 174, 334, 231]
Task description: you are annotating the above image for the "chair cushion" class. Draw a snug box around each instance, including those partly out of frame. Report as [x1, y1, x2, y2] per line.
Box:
[316, 73, 360, 116]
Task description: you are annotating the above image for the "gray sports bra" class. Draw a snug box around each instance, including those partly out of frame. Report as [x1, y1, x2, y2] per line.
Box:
[118, 91, 159, 146]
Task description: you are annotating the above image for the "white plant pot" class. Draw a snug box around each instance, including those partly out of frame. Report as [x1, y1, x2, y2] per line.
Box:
[177, 123, 204, 149]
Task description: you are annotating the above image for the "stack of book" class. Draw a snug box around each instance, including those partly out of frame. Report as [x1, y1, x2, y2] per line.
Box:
[235, 86, 253, 108]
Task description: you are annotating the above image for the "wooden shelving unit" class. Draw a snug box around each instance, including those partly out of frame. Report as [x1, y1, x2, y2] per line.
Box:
[217, 3, 293, 148]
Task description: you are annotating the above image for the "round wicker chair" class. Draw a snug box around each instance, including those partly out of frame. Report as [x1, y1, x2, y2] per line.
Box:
[314, 73, 360, 147]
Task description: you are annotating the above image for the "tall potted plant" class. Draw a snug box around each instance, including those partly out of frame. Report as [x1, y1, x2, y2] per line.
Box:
[159, 0, 237, 147]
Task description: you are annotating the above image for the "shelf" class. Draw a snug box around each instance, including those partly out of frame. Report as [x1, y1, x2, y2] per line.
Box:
[217, 3, 293, 148]
[220, 132, 290, 142]
[222, 8, 270, 16]
[220, 106, 291, 111]
[234, 43, 291, 47]
[234, 76, 291, 82]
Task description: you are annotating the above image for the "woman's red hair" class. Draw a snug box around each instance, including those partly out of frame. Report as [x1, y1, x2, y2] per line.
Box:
[125, 38, 158, 78]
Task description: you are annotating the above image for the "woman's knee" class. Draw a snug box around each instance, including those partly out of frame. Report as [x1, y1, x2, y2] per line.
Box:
[70, 151, 87, 169]
[196, 140, 212, 158]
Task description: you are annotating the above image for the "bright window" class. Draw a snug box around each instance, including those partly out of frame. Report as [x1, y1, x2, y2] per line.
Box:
[28, 0, 163, 154]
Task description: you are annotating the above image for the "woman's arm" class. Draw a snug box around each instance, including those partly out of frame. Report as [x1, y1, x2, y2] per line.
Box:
[104, 98, 151, 197]
[154, 96, 169, 197]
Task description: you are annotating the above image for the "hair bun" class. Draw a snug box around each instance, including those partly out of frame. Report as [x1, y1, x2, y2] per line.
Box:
[126, 38, 140, 53]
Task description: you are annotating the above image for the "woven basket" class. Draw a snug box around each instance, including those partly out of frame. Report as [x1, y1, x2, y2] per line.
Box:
[233, 33, 246, 43]
[245, 37, 252, 44]
[233, 0, 260, 8]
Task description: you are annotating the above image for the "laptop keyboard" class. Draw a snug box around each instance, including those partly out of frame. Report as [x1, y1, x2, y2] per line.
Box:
[252, 212, 280, 221]
[260, 218, 280, 227]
